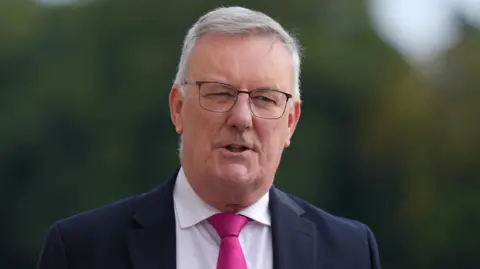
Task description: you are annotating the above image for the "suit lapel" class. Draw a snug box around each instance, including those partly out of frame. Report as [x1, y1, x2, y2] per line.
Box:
[128, 169, 179, 269]
[270, 187, 317, 269]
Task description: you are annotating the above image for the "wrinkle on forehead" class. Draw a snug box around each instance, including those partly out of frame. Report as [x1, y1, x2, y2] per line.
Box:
[186, 34, 294, 92]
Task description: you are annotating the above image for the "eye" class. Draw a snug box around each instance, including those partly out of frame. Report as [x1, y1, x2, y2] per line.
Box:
[251, 89, 284, 105]
[254, 96, 276, 104]
[209, 91, 235, 97]
[201, 82, 237, 98]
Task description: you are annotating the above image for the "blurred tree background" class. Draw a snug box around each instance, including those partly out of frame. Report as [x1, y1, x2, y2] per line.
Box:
[1, 0, 479, 268]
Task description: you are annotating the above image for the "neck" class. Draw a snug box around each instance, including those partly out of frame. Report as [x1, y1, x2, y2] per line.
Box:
[188, 177, 270, 213]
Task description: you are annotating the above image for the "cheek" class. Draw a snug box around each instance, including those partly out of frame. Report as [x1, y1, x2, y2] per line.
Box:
[257, 122, 287, 155]
[184, 98, 206, 130]
[184, 107, 223, 149]
[182, 104, 208, 148]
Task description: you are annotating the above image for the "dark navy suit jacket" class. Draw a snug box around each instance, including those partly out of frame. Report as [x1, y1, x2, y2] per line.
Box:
[37, 169, 381, 269]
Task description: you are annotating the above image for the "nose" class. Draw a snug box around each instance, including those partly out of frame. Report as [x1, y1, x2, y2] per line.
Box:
[226, 93, 253, 131]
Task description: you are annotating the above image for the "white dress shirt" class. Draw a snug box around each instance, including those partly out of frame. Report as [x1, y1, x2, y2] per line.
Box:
[173, 167, 273, 269]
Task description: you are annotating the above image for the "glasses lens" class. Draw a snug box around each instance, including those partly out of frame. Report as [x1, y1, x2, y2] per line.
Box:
[250, 89, 287, 119]
[199, 82, 237, 112]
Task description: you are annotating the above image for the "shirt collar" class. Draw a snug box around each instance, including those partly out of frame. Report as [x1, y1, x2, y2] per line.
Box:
[173, 167, 271, 229]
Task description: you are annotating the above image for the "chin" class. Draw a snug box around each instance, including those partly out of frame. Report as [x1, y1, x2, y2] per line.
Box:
[215, 163, 254, 184]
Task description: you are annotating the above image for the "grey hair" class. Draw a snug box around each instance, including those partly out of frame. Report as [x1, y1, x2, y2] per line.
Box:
[173, 6, 303, 102]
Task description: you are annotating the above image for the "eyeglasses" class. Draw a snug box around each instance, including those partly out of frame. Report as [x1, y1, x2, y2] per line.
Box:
[183, 80, 292, 119]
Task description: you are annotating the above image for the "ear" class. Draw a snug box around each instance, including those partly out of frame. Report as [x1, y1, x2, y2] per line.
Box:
[169, 84, 184, 135]
[284, 101, 301, 148]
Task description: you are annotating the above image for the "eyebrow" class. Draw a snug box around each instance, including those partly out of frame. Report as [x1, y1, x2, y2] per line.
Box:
[227, 82, 282, 91]
[252, 85, 281, 91]
[193, 79, 283, 92]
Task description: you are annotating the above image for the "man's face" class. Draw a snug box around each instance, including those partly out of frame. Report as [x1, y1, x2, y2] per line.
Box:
[170, 34, 300, 206]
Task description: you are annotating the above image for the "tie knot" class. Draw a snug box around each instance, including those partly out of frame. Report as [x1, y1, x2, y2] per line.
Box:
[208, 213, 250, 238]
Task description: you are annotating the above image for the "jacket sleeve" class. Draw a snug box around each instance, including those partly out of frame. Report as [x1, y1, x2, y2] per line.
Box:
[36, 223, 69, 269]
[365, 224, 381, 269]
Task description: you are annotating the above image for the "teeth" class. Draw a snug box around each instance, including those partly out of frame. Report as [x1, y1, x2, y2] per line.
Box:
[227, 145, 246, 151]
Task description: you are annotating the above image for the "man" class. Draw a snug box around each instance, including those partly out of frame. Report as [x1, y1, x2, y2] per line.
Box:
[37, 6, 381, 269]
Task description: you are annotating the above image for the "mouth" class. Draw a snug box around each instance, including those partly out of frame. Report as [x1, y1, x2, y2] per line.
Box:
[224, 144, 250, 153]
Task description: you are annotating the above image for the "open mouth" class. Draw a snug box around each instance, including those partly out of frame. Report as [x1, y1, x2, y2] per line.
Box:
[225, 144, 249, 153]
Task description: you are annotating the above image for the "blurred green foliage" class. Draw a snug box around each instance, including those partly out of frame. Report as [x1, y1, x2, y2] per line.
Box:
[1, 0, 479, 269]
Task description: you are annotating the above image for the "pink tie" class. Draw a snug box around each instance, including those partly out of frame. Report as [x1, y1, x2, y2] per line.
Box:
[208, 213, 250, 269]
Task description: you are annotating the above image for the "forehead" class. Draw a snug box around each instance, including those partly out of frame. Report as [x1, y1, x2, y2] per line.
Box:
[187, 34, 294, 92]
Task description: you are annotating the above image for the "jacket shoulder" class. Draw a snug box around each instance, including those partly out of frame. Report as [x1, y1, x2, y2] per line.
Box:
[284, 192, 379, 255]
[54, 191, 147, 234]
[52, 170, 179, 233]
[285, 192, 370, 231]
[284, 192, 381, 268]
